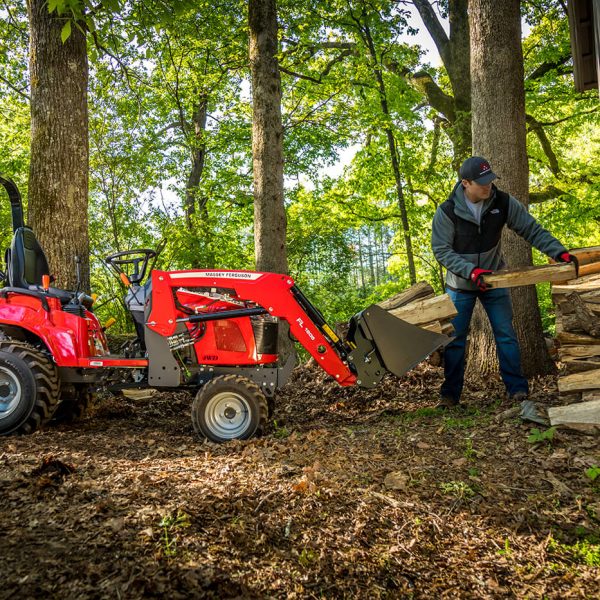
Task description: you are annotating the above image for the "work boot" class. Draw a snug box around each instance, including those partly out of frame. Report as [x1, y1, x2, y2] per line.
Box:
[436, 396, 460, 410]
[509, 391, 528, 403]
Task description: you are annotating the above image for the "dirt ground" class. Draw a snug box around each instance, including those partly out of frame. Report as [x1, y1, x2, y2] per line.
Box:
[1, 363, 598, 599]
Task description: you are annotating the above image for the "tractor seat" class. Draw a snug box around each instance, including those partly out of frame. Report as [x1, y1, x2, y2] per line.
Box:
[6, 226, 49, 289]
[5, 226, 91, 308]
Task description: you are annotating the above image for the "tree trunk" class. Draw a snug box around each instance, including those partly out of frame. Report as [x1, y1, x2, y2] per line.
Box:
[184, 96, 208, 229]
[385, 127, 417, 284]
[27, 0, 89, 291]
[360, 20, 416, 284]
[184, 95, 215, 269]
[468, 0, 553, 376]
[248, 0, 287, 274]
[248, 0, 293, 359]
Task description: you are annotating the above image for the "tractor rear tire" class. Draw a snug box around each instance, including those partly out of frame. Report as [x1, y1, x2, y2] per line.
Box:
[191, 375, 268, 443]
[52, 384, 95, 423]
[0, 341, 60, 435]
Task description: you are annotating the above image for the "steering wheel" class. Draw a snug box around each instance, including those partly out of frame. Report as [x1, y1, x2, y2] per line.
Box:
[105, 249, 156, 284]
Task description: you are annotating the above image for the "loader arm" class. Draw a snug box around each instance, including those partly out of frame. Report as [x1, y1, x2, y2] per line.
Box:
[146, 270, 358, 385]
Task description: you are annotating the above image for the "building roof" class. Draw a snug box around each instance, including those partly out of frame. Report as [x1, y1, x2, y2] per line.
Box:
[568, 0, 599, 92]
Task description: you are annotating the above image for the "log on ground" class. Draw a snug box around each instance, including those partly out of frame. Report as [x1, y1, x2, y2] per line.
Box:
[548, 399, 600, 427]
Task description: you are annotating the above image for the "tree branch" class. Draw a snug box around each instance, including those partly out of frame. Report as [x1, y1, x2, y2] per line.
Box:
[525, 114, 560, 175]
[412, 0, 451, 67]
[0, 74, 29, 99]
[535, 107, 600, 127]
[529, 185, 571, 204]
[526, 52, 571, 81]
[285, 92, 342, 129]
[281, 38, 357, 55]
[409, 70, 455, 122]
[412, 187, 440, 206]
[280, 48, 355, 84]
[426, 118, 442, 175]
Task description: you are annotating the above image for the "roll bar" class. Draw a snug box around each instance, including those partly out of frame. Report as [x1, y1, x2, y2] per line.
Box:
[0, 174, 25, 231]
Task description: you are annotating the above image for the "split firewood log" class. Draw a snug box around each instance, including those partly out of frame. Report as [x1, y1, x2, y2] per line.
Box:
[556, 292, 600, 337]
[376, 282, 435, 311]
[388, 294, 457, 326]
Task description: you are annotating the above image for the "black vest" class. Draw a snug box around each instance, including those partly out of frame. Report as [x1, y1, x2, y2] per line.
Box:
[440, 188, 510, 255]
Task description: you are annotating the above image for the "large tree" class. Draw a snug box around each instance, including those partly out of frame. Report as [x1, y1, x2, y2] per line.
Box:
[249, 0, 287, 273]
[468, 0, 553, 375]
[27, 0, 90, 290]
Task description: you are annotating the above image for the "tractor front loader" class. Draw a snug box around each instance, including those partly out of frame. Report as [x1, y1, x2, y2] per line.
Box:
[0, 175, 451, 442]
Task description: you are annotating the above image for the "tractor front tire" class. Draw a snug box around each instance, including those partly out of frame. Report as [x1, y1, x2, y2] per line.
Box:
[191, 375, 268, 443]
[0, 342, 60, 435]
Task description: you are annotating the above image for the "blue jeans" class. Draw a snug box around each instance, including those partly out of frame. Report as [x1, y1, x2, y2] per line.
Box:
[442, 287, 528, 402]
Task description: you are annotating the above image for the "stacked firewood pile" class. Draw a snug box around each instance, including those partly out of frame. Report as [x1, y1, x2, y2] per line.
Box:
[553, 271, 600, 401]
[548, 247, 600, 429]
[377, 281, 456, 336]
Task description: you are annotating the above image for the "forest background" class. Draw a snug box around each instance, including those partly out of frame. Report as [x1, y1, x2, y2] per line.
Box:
[0, 0, 599, 336]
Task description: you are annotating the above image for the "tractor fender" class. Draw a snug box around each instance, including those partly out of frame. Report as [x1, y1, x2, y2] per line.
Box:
[0, 304, 81, 366]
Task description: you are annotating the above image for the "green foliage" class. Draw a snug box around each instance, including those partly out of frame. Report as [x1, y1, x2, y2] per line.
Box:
[585, 466, 600, 482]
[48, 0, 122, 39]
[298, 547, 317, 568]
[158, 509, 191, 558]
[440, 480, 475, 500]
[527, 426, 556, 444]
[395, 407, 439, 423]
[1, 0, 599, 335]
[463, 438, 476, 460]
[272, 420, 291, 439]
[548, 537, 600, 567]
[496, 538, 513, 557]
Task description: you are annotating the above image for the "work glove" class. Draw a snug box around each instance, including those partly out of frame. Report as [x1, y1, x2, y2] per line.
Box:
[556, 251, 579, 277]
[470, 267, 493, 292]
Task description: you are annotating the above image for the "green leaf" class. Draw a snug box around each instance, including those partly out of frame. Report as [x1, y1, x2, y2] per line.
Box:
[47, 0, 60, 14]
[585, 466, 600, 482]
[60, 20, 72, 44]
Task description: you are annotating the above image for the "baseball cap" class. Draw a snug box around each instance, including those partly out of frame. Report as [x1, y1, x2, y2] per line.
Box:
[459, 156, 497, 185]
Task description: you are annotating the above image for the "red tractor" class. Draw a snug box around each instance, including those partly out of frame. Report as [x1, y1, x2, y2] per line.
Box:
[0, 175, 450, 442]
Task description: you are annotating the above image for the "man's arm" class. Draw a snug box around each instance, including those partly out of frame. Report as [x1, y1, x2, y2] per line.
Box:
[431, 207, 476, 279]
[506, 195, 567, 259]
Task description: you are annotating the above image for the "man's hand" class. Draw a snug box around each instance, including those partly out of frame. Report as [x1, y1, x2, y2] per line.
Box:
[557, 252, 579, 277]
[470, 267, 493, 292]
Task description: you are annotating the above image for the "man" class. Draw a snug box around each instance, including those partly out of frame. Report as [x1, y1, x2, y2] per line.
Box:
[431, 156, 576, 408]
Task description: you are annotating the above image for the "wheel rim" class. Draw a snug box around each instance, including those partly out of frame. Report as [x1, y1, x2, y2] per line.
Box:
[0, 366, 22, 420]
[204, 391, 252, 440]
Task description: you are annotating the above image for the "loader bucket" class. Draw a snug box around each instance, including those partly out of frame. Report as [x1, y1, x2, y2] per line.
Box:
[346, 304, 452, 388]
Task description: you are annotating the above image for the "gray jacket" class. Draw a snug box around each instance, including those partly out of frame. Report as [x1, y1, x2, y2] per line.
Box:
[431, 183, 567, 291]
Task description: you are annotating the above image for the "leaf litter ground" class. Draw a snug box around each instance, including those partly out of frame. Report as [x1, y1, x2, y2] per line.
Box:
[0, 363, 598, 599]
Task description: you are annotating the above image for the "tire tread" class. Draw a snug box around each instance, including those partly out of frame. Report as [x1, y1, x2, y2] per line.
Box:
[0, 339, 60, 434]
[192, 374, 268, 442]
